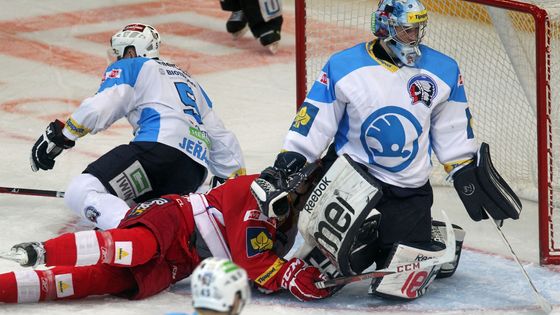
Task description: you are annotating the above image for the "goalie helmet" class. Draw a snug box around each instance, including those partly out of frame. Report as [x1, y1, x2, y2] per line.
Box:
[191, 258, 251, 315]
[111, 23, 161, 60]
[372, 0, 428, 66]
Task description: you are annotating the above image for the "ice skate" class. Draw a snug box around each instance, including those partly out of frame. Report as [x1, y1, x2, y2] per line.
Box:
[259, 30, 281, 54]
[226, 10, 248, 39]
[0, 242, 45, 267]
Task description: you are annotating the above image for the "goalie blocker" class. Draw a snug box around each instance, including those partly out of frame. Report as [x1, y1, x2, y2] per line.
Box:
[452, 142, 522, 222]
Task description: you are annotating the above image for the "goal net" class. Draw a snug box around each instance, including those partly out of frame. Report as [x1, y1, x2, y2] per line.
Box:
[295, 0, 560, 264]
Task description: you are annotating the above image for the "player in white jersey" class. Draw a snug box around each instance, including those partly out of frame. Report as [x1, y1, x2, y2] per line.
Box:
[254, 0, 521, 300]
[30, 23, 246, 230]
[220, 0, 283, 54]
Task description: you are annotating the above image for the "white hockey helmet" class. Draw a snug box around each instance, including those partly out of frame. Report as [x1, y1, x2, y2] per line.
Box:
[191, 258, 251, 315]
[372, 0, 428, 66]
[110, 23, 161, 59]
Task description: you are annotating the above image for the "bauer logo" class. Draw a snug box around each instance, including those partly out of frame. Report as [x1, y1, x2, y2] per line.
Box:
[407, 74, 437, 107]
[246, 227, 273, 258]
[290, 102, 319, 136]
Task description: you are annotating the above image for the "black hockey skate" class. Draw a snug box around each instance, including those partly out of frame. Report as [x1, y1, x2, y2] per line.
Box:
[226, 10, 248, 39]
[258, 30, 281, 54]
[3, 242, 46, 267]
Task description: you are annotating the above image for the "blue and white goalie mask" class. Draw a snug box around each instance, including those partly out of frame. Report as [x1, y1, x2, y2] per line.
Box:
[372, 0, 428, 66]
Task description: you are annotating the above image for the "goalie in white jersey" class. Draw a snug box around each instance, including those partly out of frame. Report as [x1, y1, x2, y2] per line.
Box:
[254, 0, 522, 300]
[29, 23, 246, 230]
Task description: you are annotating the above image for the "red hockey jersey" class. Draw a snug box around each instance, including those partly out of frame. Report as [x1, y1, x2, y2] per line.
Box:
[118, 175, 295, 299]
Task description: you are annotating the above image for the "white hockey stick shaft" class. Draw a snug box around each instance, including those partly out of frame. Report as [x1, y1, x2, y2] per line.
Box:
[315, 209, 456, 289]
[490, 218, 552, 314]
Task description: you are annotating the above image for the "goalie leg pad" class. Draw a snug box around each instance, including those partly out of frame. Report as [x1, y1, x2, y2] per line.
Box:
[432, 220, 466, 279]
[368, 242, 445, 299]
[298, 154, 383, 276]
[453, 142, 522, 221]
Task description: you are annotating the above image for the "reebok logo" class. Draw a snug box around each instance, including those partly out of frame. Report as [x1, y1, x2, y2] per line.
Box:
[303, 177, 332, 213]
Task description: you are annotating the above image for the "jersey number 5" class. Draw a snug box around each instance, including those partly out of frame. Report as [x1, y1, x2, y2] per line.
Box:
[175, 82, 202, 124]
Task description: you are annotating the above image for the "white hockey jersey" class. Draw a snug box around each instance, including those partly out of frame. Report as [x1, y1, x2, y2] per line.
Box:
[283, 41, 478, 188]
[61, 57, 245, 179]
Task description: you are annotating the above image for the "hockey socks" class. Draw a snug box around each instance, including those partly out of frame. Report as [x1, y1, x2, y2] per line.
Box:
[44, 227, 157, 267]
[0, 265, 135, 303]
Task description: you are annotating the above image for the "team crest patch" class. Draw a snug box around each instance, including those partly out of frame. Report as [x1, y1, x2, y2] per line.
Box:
[318, 71, 329, 86]
[290, 102, 319, 136]
[407, 74, 437, 107]
[246, 227, 274, 258]
[102, 69, 122, 83]
[84, 206, 100, 223]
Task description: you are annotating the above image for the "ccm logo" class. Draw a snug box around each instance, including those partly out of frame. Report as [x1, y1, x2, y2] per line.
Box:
[396, 262, 421, 272]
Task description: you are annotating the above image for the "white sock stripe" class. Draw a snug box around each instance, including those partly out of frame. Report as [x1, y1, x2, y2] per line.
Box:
[74, 230, 101, 266]
[14, 270, 40, 303]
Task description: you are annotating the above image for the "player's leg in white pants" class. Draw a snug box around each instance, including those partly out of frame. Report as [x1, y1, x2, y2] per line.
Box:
[64, 173, 130, 230]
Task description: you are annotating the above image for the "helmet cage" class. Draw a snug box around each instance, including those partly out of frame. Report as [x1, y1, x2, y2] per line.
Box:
[372, 0, 428, 66]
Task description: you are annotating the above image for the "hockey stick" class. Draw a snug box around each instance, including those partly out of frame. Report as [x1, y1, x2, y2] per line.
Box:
[490, 218, 553, 314]
[315, 210, 456, 289]
[0, 186, 65, 198]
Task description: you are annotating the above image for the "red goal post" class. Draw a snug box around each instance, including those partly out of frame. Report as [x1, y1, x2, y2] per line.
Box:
[295, 0, 559, 265]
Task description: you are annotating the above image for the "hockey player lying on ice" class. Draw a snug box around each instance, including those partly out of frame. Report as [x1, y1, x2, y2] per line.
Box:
[0, 153, 332, 304]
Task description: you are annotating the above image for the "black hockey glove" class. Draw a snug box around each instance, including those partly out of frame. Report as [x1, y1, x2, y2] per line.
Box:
[452, 142, 522, 222]
[210, 176, 227, 188]
[250, 151, 307, 219]
[30, 119, 75, 172]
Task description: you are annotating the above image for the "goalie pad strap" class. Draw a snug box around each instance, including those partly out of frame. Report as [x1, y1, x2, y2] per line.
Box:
[298, 154, 383, 276]
[453, 142, 522, 221]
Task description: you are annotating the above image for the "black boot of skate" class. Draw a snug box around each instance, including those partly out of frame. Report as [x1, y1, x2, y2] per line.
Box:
[258, 30, 281, 54]
[226, 10, 248, 39]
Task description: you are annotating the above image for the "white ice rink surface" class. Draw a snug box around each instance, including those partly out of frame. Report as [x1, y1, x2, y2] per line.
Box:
[0, 1, 559, 314]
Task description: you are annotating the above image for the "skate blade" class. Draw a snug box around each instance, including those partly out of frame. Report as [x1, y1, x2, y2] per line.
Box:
[266, 42, 280, 54]
[0, 250, 26, 264]
[232, 26, 249, 40]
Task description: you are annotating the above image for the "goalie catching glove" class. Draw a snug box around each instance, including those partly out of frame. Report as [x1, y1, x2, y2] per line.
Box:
[30, 119, 75, 172]
[452, 142, 522, 221]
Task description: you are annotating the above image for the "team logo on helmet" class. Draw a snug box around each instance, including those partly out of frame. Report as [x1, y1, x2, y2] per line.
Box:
[407, 74, 437, 107]
[360, 106, 423, 172]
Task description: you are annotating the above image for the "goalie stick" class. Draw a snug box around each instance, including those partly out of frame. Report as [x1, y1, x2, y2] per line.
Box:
[489, 218, 553, 314]
[315, 209, 456, 289]
[0, 186, 65, 198]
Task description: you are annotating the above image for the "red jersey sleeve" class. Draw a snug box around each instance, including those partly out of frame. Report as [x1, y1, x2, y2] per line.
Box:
[207, 175, 288, 292]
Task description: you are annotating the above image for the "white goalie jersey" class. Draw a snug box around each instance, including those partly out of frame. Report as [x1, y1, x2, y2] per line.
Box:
[61, 57, 245, 178]
[283, 41, 478, 188]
